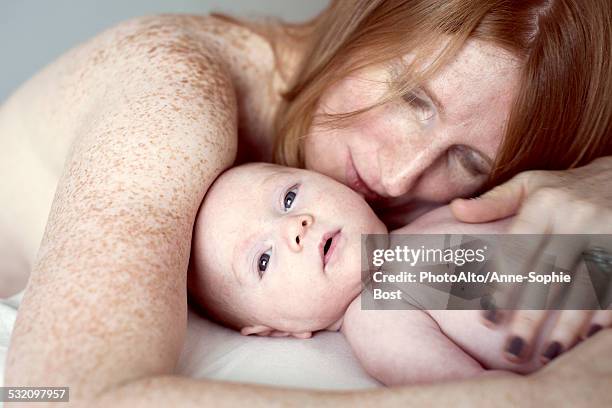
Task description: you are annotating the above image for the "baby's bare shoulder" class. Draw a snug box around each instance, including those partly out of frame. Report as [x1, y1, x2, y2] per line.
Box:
[392, 205, 511, 235]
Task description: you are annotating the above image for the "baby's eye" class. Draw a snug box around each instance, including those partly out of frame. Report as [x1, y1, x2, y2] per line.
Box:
[257, 249, 272, 277]
[283, 186, 299, 211]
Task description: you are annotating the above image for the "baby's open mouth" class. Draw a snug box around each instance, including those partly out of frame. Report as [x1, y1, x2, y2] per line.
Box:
[320, 229, 342, 269]
[323, 238, 333, 255]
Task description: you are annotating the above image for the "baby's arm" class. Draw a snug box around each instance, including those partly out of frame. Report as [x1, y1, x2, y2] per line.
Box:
[342, 205, 515, 385]
[341, 296, 485, 385]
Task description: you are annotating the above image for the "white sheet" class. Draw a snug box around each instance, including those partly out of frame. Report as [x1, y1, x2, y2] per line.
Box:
[0, 292, 379, 390]
[177, 310, 380, 389]
[0, 291, 21, 387]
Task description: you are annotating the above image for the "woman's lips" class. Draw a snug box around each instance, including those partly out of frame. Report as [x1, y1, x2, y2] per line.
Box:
[346, 153, 384, 202]
[320, 229, 342, 270]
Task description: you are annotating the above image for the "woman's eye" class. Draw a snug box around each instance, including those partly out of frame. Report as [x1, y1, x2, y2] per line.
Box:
[403, 90, 435, 121]
[283, 187, 298, 211]
[451, 145, 490, 176]
[257, 250, 271, 277]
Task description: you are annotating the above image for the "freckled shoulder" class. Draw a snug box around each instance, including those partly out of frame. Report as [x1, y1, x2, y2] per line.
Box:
[2, 14, 279, 398]
[1, 13, 277, 178]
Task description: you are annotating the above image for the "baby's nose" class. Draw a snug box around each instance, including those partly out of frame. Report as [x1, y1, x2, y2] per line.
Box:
[284, 214, 314, 251]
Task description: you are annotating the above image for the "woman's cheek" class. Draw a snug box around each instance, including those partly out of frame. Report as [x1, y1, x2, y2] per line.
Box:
[411, 161, 479, 202]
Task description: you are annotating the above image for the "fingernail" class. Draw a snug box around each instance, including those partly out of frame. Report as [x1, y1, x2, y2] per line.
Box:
[587, 324, 603, 338]
[506, 336, 525, 358]
[542, 341, 563, 361]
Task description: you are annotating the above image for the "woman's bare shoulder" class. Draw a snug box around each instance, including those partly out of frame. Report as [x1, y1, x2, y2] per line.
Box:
[1, 14, 279, 172]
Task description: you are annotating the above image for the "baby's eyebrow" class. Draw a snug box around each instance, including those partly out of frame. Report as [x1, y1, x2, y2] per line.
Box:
[261, 168, 292, 189]
[231, 230, 259, 286]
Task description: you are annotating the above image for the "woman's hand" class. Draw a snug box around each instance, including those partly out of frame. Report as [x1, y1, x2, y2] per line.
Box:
[450, 157, 612, 363]
[449, 156, 612, 234]
[485, 308, 612, 364]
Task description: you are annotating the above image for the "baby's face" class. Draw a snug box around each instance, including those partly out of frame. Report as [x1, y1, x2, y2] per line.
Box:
[191, 163, 387, 334]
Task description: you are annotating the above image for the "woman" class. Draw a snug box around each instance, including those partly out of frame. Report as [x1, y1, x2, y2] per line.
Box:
[2, 0, 611, 405]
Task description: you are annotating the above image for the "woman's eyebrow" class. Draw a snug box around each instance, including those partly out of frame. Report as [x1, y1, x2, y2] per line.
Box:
[386, 61, 445, 113]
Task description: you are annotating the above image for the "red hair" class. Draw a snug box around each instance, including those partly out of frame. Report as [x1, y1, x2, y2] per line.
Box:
[217, 0, 612, 190]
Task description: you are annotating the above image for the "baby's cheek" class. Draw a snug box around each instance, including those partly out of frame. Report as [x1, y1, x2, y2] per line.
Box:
[312, 289, 356, 325]
[301, 278, 353, 305]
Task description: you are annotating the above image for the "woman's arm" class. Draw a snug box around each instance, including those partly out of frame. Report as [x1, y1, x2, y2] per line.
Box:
[5, 15, 237, 402]
[90, 330, 610, 408]
[91, 374, 530, 408]
[93, 330, 610, 408]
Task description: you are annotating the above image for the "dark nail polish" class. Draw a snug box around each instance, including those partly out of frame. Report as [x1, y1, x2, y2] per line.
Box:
[506, 336, 525, 358]
[587, 324, 603, 338]
[542, 341, 563, 361]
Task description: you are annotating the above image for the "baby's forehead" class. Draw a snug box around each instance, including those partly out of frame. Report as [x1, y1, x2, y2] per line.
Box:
[205, 163, 300, 228]
[232, 163, 298, 180]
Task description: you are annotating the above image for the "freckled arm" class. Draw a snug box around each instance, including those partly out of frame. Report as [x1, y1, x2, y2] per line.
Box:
[4, 17, 239, 404]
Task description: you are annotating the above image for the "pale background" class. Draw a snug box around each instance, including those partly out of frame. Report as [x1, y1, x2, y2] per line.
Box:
[0, 0, 329, 102]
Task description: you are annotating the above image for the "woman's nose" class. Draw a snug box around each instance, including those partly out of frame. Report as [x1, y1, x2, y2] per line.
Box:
[379, 138, 447, 198]
[283, 214, 314, 252]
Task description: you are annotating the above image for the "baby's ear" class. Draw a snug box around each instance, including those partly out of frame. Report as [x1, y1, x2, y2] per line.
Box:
[290, 332, 313, 339]
[240, 325, 274, 336]
[240, 325, 312, 339]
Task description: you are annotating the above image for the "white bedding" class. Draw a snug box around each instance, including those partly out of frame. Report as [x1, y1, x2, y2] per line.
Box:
[177, 310, 379, 389]
[0, 291, 21, 387]
[0, 292, 379, 390]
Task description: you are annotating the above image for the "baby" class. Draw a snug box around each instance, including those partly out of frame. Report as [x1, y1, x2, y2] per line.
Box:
[188, 163, 552, 385]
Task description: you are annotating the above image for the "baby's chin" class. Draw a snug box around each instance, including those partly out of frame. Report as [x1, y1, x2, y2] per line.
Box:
[270, 296, 361, 333]
[281, 317, 344, 334]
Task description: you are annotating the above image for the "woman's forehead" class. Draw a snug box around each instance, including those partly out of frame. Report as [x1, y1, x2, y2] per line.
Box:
[410, 40, 520, 100]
